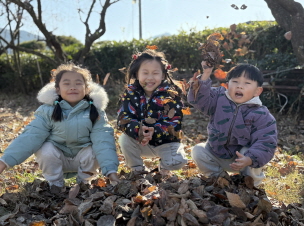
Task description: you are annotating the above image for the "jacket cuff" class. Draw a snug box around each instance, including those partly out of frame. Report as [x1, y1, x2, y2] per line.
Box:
[244, 152, 260, 168]
[105, 170, 117, 177]
[101, 165, 118, 176]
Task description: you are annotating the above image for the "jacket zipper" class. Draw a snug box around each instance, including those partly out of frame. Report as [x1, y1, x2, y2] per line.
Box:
[224, 104, 240, 157]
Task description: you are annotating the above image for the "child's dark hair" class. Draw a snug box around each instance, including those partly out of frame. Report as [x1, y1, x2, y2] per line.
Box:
[126, 48, 182, 95]
[226, 64, 264, 87]
[51, 63, 99, 124]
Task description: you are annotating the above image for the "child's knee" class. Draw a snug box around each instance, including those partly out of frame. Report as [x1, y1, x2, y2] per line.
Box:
[191, 143, 207, 161]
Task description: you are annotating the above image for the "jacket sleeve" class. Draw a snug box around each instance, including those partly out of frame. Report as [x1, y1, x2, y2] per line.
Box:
[244, 110, 277, 168]
[149, 95, 184, 143]
[187, 78, 221, 116]
[117, 90, 141, 140]
[0, 106, 51, 167]
[91, 110, 119, 176]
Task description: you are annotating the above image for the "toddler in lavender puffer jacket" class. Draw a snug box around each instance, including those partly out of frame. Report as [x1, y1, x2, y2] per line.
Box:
[187, 62, 277, 186]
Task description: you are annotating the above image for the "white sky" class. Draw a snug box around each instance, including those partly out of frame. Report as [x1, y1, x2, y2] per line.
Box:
[2, 0, 304, 43]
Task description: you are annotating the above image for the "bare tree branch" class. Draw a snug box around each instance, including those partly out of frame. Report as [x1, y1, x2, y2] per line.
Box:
[76, 0, 120, 63]
[0, 36, 57, 65]
[9, 0, 67, 63]
[1, 0, 120, 64]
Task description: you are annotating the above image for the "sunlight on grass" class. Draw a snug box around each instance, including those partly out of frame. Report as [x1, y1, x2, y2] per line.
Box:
[264, 168, 304, 205]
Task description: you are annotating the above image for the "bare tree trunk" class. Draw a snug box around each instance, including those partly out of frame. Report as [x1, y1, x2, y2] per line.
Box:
[9, 0, 67, 64]
[265, 0, 304, 65]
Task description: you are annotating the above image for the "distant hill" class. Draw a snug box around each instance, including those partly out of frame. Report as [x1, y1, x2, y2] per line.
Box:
[0, 29, 42, 44]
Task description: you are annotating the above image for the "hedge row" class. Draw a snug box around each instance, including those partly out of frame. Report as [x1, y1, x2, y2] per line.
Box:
[0, 21, 297, 94]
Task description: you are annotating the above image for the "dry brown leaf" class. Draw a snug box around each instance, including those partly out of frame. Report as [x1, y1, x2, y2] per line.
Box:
[142, 185, 157, 195]
[178, 181, 189, 194]
[167, 89, 178, 98]
[161, 203, 179, 221]
[178, 198, 188, 215]
[244, 176, 254, 189]
[245, 211, 255, 219]
[29, 221, 46, 226]
[225, 191, 246, 209]
[217, 177, 230, 188]
[69, 184, 80, 199]
[141, 206, 152, 222]
[78, 201, 93, 215]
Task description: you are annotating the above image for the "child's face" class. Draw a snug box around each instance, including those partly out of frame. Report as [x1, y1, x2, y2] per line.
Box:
[137, 59, 164, 97]
[227, 73, 263, 104]
[57, 72, 87, 107]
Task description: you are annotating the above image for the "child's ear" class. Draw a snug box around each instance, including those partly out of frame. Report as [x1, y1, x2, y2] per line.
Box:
[254, 87, 263, 97]
[56, 88, 61, 95]
[162, 73, 165, 80]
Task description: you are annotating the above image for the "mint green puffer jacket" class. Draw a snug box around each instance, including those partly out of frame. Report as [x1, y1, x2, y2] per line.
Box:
[1, 82, 118, 176]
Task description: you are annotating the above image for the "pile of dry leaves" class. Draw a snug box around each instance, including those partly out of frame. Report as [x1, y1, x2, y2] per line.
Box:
[1, 170, 304, 226]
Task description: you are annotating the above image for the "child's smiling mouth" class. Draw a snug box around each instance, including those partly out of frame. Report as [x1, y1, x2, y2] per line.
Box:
[145, 82, 155, 87]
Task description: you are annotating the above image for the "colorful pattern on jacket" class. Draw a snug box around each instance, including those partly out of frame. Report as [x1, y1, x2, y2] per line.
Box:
[117, 80, 184, 146]
[187, 79, 278, 168]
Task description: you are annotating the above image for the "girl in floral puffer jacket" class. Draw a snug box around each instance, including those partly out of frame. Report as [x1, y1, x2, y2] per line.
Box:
[117, 47, 188, 176]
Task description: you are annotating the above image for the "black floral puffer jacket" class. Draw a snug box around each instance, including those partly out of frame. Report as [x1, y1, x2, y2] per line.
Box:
[117, 80, 186, 146]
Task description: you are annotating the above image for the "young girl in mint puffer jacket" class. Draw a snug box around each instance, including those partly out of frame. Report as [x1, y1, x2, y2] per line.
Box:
[0, 63, 120, 192]
[188, 62, 277, 186]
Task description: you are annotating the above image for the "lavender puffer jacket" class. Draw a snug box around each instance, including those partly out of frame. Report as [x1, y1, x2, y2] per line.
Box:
[187, 79, 277, 168]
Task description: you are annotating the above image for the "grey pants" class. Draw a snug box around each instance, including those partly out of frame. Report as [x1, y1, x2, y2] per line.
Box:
[35, 142, 100, 187]
[118, 133, 187, 171]
[191, 143, 265, 186]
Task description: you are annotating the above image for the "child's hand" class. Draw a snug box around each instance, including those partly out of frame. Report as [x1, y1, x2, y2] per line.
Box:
[0, 161, 7, 174]
[200, 61, 213, 80]
[140, 126, 154, 146]
[229, 151, 252, 171]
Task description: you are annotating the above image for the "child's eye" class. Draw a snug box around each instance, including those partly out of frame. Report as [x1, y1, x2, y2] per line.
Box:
[246, 82, 251, 84]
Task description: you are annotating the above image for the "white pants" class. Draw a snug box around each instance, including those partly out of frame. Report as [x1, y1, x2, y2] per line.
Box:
[191, 143, 265, 186]
[35, 142, 100, 187]
[118, 133, 187, 171]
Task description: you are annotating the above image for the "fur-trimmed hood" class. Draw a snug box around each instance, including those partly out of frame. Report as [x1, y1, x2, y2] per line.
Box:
[37, 82, 109, 110]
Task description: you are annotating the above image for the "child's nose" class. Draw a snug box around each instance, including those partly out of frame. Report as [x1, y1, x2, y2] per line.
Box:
[237, 83, 244, 89]
[146, 74, 153, 79]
